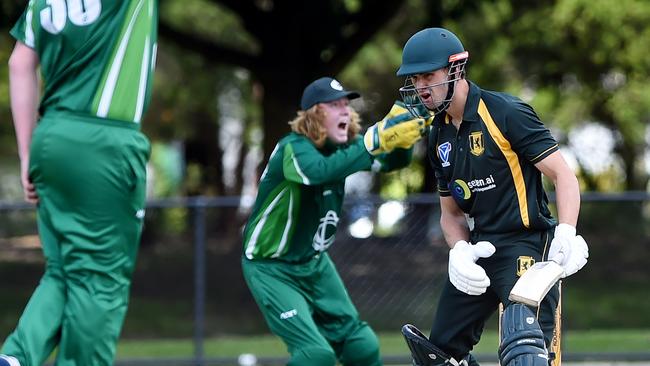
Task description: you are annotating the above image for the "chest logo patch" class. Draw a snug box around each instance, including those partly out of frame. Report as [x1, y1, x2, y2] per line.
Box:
[437, 142, 452, 167]
[313, 210, 339, 252]
[516, 256, 536, 277]
[469, 131, 484, 156]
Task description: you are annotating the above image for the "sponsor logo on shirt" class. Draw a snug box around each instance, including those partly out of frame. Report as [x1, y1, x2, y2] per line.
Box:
[438, 142, 452, 167]
[280, 309, 298, 319]
[450, 175, 498, 202]
[467, 174, 497, 192]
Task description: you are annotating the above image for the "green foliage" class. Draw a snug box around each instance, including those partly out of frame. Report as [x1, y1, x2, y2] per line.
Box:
[379, 155, 426, 198]
[150, 142, 184, 197]
[1, 0, 649, 193]
[0, 35, 15, 158]
[450, 0, 650, 190]
[565, 283, 650, 329]
[160, 0, 258, 54]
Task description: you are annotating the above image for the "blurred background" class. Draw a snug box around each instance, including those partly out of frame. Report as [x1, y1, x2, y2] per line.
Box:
[0, 0, 649, 365]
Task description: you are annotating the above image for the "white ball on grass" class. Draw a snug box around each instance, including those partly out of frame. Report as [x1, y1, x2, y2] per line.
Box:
[238, 353, 258, 366]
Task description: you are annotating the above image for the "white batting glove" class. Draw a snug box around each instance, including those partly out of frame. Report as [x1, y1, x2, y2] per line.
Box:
[562, 235, 589, 278]
[548, 223, 575, 266]
[448, 240, 496, 295]
[549, 224, 589, 278]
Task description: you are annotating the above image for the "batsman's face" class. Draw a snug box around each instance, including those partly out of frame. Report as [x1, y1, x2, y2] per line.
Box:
[321, 98, 351, 144]
[410, 68, 449, 110]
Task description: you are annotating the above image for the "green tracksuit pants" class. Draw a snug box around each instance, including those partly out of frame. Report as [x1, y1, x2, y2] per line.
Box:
[242, 253, 382, 366]
[1, 113, 149, 366]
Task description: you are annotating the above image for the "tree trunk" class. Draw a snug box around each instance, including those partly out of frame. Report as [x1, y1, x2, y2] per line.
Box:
[258, 74, 303, 164]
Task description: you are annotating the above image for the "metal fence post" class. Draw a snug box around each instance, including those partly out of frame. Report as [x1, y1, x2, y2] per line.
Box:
[193, 198, 207, 366]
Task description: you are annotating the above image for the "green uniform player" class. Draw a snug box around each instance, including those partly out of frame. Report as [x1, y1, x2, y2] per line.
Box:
[396, 28, 588, 366]
[2, 1, 157, 365]
[242, 77, 425, 366]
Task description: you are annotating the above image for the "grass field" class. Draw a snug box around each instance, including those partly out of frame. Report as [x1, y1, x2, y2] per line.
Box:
[115, 329, 650, 359]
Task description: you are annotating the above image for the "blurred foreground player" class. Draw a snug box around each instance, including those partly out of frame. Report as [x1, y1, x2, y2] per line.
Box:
[2, 1, 158, 365]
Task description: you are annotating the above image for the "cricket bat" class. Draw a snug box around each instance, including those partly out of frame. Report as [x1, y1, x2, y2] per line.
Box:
[509, 261, 564, 307]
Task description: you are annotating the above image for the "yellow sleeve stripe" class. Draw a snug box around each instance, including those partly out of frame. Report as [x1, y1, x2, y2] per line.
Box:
[531, 144, 559, 163]
[477, 99, 530, 228]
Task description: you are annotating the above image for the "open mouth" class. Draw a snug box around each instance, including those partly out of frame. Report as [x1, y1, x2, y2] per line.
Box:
[418, 90, 432, 102]
[337, 122, 348, 130]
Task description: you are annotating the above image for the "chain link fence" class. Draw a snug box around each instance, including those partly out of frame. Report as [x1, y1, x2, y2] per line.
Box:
[1, 192, 649, 365]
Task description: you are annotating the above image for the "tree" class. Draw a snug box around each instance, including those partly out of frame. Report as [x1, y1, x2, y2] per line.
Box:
[454, 0, 650, 190]
[158, 0, 440, 163]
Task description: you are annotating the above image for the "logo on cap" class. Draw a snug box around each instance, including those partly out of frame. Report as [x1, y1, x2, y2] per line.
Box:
[330, 79, 344, 91]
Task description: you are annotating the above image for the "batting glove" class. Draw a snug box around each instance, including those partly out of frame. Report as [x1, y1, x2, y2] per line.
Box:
[563, 235, 589, 277]
[448, 240, 496, 296]
[548, 224, 589, 278]
[363, 101, 425, 155]
[548, 223, 574, 266]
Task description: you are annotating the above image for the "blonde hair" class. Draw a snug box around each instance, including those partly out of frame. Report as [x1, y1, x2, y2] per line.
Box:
[288, 104, 362, 148]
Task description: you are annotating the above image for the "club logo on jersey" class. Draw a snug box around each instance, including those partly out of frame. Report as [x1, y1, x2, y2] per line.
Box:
[469, 131, 484, 156]
[517, 256, 536, 277]
[437, 142, 452, 167]
[313, 210, 339, 252]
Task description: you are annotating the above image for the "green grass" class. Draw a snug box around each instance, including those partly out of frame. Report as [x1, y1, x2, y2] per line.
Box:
[115, 329, 650, 359]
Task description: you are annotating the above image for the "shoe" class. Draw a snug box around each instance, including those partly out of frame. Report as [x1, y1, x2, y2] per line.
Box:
[0, 355, 20, 366]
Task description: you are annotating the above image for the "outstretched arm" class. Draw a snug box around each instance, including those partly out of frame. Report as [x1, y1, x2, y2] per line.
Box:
[9, 41, 39, 203]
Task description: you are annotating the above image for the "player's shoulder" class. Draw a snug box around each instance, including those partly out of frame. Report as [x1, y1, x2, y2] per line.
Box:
[478, 88, 522, 111]
[477, 87, 536, 123]
[279, 132, 320, 156]
[281, 132, 312, 146]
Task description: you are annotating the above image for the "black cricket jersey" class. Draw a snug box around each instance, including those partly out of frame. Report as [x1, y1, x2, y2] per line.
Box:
[428, 81, 559, 234]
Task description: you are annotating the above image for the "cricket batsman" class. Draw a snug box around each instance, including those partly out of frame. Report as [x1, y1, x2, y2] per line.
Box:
[396, 28, 589, 366]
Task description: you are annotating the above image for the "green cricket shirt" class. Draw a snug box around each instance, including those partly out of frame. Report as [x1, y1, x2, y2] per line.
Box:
[11, 0, 158, 124]
[429, 81, 558, 234]
[243, 132, 411, 263]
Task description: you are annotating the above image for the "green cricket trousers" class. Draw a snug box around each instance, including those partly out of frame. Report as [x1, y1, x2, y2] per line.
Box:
[1, 112, 150, 366]
[242, 253, 382, 366]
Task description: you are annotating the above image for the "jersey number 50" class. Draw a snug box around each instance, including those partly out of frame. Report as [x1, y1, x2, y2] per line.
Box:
[41, 0, 102, 34]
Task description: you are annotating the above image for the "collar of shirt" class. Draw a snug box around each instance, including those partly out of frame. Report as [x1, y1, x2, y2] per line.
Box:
[440, 80, 482, 125]
[461, 80, 482, 123]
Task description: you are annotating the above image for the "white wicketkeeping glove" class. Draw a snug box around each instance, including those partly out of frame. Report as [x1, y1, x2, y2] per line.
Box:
[448, 240, 496, 295]
[549, 223, 589, 278]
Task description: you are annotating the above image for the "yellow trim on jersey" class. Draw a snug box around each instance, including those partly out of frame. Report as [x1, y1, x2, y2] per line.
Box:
[531, 144, 559, 163]
[477, 99, 530, 228]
